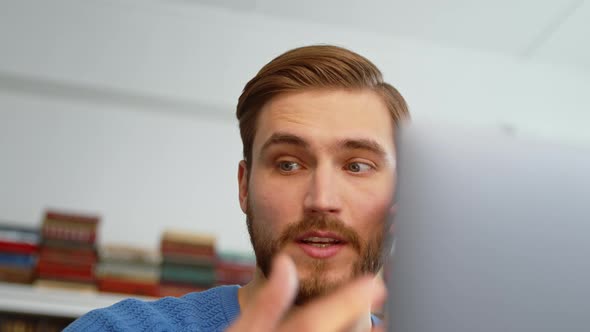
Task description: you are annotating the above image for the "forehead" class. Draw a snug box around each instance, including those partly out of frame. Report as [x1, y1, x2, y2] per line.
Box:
[252, 89, 396, 154]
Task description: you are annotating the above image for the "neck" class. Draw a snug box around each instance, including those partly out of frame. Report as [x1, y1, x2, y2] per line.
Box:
[237, 267, 266, 311]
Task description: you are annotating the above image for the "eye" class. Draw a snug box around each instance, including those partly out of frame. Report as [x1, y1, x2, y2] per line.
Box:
[277, 161, 301, 173]
[346, 161, 373, 173]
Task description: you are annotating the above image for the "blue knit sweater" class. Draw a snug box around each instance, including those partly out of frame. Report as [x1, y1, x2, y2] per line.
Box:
[64, 285, 241, 332]
[65, 284, 380, 331]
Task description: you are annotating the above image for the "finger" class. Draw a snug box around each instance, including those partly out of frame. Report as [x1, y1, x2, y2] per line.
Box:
[389, 203, 398, 216]
[227, 254, 298, 331]
[280, 275, 383, 332]
[371, 277, 387, 313]
[250, 254, 298, 326]
[371, 326, 385, 332]
[370, 279, 388, 332]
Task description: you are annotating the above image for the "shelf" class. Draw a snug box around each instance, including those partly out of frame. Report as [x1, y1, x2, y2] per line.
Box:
[0, 282, 154, 318]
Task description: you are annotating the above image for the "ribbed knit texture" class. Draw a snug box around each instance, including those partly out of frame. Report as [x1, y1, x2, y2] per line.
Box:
[64, 285, 241, 332]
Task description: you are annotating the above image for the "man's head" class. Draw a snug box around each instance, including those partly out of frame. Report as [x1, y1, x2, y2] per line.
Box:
[236, 45, 409, 304]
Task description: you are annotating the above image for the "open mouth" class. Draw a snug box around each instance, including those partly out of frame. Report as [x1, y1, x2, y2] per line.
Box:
[298, 237, 343, 248]
[294, 231, 347, 258]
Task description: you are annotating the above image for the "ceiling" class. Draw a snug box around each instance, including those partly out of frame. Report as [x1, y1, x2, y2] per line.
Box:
[185, 0, 590, 71]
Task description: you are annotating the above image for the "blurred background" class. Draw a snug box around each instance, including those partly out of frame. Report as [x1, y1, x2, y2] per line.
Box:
[0, 0, 589, 254]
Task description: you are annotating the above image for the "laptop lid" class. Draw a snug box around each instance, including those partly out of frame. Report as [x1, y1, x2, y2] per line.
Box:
[388, 122, 590, 332]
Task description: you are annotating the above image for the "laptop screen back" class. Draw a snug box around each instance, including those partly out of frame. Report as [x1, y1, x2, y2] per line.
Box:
[388, 123, 590, 332]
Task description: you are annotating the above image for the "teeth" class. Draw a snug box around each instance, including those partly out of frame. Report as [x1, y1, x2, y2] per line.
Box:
[309, 243, 331, 248]
[302, 237, 339, 244]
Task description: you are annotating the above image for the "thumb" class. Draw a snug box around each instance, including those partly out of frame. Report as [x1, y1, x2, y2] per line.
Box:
[227, 254, 298, 331]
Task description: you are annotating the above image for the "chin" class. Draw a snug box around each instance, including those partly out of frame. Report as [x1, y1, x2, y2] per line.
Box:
[296, 261, 354, 283]
[294, 267, 353, 305]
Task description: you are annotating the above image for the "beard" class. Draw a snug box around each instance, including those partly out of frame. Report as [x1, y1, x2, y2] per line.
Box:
[246, 202, 386, 305]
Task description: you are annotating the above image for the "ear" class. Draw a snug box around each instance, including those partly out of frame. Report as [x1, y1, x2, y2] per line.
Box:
[238, 160, 249, 213]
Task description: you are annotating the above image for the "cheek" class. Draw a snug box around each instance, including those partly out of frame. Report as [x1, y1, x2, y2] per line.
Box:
[249, 178, 303, 232]
[360, 197, 391, 228]
[349, 184, 395, 235]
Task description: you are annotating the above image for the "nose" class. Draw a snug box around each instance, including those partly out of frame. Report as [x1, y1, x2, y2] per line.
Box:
[303, 164, 342, 215]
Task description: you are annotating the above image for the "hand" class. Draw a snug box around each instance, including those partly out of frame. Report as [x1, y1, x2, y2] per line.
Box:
[226, 254, 386, 332]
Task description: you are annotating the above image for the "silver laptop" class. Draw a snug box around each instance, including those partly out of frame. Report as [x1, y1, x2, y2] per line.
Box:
[387, 122, 590, 332]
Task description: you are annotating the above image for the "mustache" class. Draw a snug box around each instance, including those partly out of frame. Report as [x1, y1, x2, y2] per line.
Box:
[276, 214, 362, 253]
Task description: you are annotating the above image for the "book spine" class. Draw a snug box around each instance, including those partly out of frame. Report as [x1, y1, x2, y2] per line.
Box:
[45, 211, 100, 225]
[0, 253, 36, 268]
[158, 282, 207, 297]
[42, 225, 96, 244]
[161, 254, 215, 267]
[0, 240, 39, 254]
[160, 242, 216, 256]
[37, 261, 95, 282]
[39, 247, 97, 263]
[98, 278, 159, 297]
[160, 265, 215, 286]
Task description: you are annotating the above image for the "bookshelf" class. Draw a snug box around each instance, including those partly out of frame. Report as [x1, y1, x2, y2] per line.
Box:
[0, 282, 153, 318]
[0, 212, 254, 330]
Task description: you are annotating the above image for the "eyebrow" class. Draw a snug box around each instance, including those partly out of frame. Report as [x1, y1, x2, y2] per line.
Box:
[339, 138, 388, 159]
[260, 133, 309, 155]
[260, 132, 388, 160]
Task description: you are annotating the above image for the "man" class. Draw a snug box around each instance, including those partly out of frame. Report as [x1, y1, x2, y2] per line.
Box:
[65, 45, 409, 332]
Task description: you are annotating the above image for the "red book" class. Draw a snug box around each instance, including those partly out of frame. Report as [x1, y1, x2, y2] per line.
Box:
[39, 246, 97, 264]
[45, 211, 100, 225]
[42, 225, 96, 244]
[0, 240, 39, 254]
[37, 260, 95, 282]
[98, 277, 159, 297]
[160, 242, 215, 256]
[216, 267, 254, 280]
[215, 261, 255, 285]
[158, 282, 207, 298]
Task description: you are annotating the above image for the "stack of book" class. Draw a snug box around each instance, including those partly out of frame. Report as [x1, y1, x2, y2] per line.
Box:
[0, 223, 39, 284]
[215, 251, 256, 286]
[36, 211, 99, 291]
[159, 230, 216, 297]
[96, 244, 160, 297]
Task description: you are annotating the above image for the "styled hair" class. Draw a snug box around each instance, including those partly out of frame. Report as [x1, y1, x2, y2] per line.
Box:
[236, 44, 409, 168]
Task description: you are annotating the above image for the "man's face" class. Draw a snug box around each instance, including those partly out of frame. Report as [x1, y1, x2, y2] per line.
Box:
[238, 89, 396, 304]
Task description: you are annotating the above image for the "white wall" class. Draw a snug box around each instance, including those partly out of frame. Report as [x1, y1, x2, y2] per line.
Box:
[1, 0, 589, 251]
[0, 89, 249, 251]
